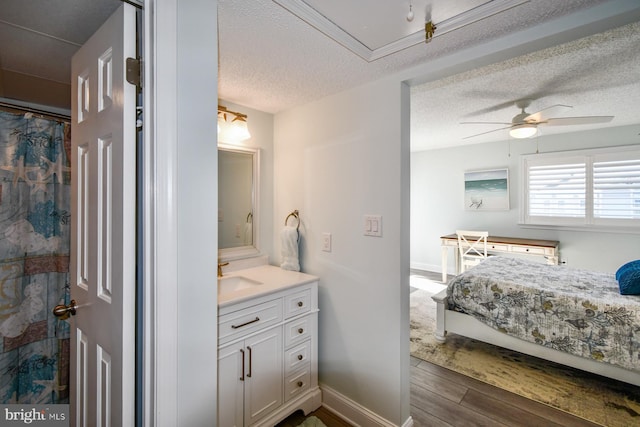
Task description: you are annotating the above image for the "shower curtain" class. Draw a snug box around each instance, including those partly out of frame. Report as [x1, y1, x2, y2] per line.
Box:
[0, 109, 70, 404]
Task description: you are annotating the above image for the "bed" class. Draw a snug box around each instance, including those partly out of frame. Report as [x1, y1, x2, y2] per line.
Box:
[431, 256, 640, 386]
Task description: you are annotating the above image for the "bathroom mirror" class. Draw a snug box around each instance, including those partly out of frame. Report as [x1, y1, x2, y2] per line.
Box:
[218, 143, 260, 261]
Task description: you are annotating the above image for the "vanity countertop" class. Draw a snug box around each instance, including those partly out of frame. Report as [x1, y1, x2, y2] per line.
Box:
[218, 264, 318, 307]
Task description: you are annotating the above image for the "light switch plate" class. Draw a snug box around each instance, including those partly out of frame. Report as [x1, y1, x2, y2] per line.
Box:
[364, 215, 382, 237]
[322, 232, 332, 252]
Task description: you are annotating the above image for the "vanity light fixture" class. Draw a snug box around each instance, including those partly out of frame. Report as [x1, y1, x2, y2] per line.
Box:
[218, 105, 251, 142]
[509, 123, 537, 139]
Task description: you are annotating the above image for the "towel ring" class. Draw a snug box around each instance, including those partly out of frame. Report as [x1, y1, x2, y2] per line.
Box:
[246, 212, 253, 223]
[285, 210, 300, 230]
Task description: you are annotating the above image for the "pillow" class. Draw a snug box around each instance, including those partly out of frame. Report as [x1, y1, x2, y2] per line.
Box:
[617, 260, 640, 295]
[616, 260, 640, 281]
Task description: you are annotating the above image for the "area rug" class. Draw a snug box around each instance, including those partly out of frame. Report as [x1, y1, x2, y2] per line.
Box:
[410, 286, 640, 427]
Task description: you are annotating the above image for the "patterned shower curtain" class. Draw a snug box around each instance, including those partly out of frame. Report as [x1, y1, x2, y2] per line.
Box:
[0, 109, 70, 404]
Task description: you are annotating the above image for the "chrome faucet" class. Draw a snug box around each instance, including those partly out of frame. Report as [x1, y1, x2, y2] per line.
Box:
[218, 262, 229, 278]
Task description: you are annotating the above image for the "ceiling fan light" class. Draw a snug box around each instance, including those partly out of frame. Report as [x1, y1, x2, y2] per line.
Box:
[510, 124, 537, 139]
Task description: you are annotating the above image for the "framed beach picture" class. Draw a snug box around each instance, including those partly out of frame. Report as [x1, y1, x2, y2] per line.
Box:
[464, 168, 509, 211]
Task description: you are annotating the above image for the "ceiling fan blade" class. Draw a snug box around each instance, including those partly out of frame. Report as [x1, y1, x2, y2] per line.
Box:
[462, 100, 519, 118]
[460, 121, 512, 125]
[543, 116, 614, 126]
[525, 104, 572, 122]
[463, 126, 512, 139]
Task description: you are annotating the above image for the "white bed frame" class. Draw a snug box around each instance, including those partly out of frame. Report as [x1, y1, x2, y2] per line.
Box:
[432, 289, 640, 387]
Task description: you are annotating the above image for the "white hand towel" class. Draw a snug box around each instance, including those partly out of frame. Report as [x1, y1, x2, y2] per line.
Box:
[280, 226, 300, 271]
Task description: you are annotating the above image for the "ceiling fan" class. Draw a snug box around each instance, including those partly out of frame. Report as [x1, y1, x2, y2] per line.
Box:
[461, 99, 614, 140]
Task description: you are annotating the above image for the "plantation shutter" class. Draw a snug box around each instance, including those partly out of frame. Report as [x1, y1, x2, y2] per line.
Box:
[593, 159, 640, 220]
[528, 162, 586, 218]
[521, 146, 640, 228]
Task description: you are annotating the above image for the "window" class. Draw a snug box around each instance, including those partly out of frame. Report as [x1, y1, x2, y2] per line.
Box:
[521, 146, 640, 229]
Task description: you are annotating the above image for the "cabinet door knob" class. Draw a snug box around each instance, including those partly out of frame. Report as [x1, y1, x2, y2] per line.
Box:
[297, 354, 303, 361]
[297, 381, 304, 387]
[298, 328, 304, 334]
[297, 301, 303, 307]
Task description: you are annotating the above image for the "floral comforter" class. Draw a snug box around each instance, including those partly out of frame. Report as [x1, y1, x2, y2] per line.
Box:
[447, 256, 640, 372]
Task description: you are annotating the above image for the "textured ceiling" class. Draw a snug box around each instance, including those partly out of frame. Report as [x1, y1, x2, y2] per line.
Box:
[218, 0, 621, 114]
[410, 21, 640, 151]
[272, 0, 516, 60]
[217, 0, 640, 151]
[292, 0, 490, 51]
[1, 0, 639, 152]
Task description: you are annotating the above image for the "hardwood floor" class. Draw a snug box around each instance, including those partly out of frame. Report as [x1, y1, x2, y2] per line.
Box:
[277, 269, 600, 426]
[277, 358, 599, 427]
[410, 357, 599, 427]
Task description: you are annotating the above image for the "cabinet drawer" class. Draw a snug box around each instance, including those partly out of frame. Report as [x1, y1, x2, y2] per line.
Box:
[284, 316, 312, 347]
[285, 340, 311, 376]
[284, 288, 311, 318]
[511, 246, 545, 255]
[488, 244, 508, 251]
[219, 299, 282, 344]
[284, 367, 310, 402]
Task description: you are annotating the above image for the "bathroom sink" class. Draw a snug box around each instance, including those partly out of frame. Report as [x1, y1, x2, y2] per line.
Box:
[218, 275, 263, 294]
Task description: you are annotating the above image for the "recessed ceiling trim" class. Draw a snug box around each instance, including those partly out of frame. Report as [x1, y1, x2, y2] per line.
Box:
[0, 19, 81, 47]
[274, 0, 530, 62]
[273, 0, 372, 59]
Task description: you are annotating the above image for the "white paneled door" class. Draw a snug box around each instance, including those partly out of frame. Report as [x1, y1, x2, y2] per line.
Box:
[69, 4, 136, 426]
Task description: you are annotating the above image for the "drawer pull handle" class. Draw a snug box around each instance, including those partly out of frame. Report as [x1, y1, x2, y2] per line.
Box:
[297, 301, 303, 307]
[297, 354, 303, 361]
[231, 317, 260, 329]
[240, 349, 245, 381]
[297, 381, 304, 387]
[298, 328, 304, 334]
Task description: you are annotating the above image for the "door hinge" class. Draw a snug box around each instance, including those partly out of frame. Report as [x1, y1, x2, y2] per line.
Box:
[126, 57, 141, 87]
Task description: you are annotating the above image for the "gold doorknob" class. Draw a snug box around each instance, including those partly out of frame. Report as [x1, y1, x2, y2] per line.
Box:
[53, 300, 77, 320]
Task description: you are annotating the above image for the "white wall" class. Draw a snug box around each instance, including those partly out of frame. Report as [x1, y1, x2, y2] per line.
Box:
[411, 125, 640, 274]
[175, 0, 219, 424]
[274, 79, 411, 425]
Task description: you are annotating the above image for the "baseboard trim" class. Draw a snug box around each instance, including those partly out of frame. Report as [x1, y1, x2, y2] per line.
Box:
[410, 261, 446, 275]
[320, 384, 413, 427]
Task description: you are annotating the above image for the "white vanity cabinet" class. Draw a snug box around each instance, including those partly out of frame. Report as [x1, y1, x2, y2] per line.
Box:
[218, 325, 283, 426]
[218, 278, 320, 427]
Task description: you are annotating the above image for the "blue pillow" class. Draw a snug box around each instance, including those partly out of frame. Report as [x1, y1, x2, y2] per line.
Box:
[617, 260, 640, 295]
[616, 260, 640, 281]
